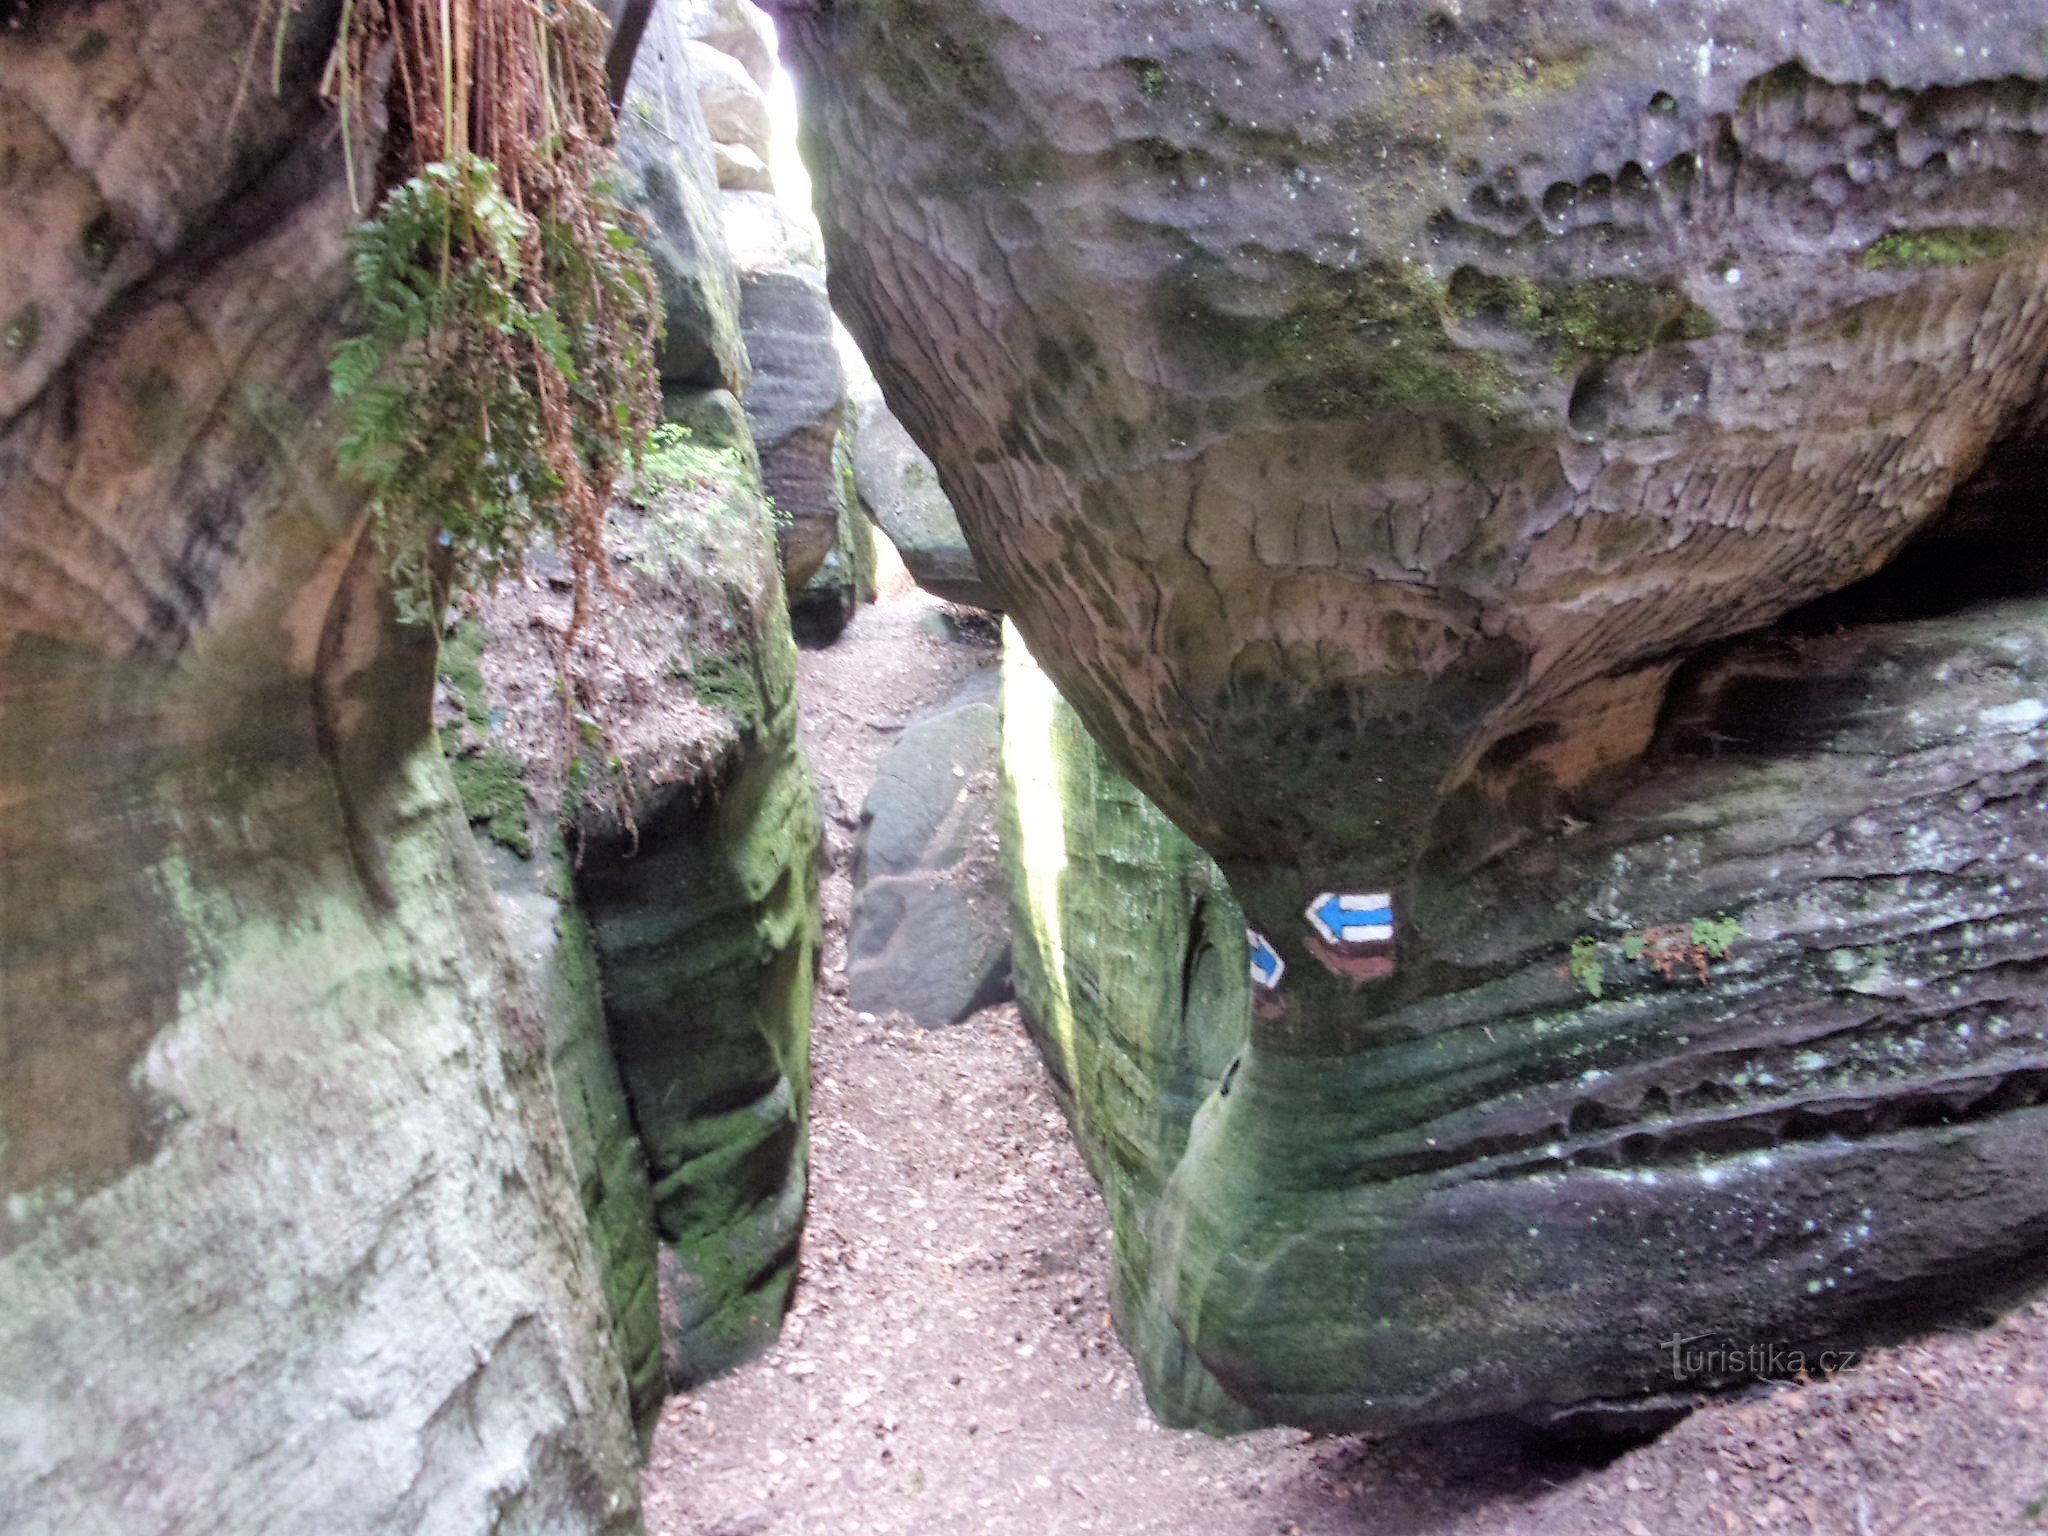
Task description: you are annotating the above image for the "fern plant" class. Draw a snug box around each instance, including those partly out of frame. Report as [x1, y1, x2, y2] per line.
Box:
[331, 155, 654, 624]
[314, 0, 659, 632]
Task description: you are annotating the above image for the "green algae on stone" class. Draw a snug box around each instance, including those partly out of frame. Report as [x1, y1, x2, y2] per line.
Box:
[1000, 626, 1261, 1430]
[1862, 226, 2019, 270]
[1151, 256, 1517, 422]
[473, 836, 665, 1439]
[1447, 269, 1719, 356]
[448, 742, 532, 857]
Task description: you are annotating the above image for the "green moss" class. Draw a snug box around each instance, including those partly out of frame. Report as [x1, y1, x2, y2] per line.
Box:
[867, 0, 1049, 193]
[1152, 256, 1517, 423]
[448, 742, 531, 856]
[691, 648, 765, 733]
[1448, 269, 1719, 356]
[1861, 226, 2018, 270]
[1122, 55, 1171, 99]
[438, 619, 492, 730]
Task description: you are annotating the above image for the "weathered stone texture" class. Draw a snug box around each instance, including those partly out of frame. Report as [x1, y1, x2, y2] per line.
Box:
[999, 629, 1252, 1428]
[850, 673, 1009, 1026]
[850, 377, 996, 609]
[569, 470, 822, 1385]
[785, 0, 2048, 1432]
[778, 0, 2048, 885]
[790, 427, 880, 643]
[618, 6, 751, 393]
[725, 189, 850, 588]
[0, 3, 643, 1527]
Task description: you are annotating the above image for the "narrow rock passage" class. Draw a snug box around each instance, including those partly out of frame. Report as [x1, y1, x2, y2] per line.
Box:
[640, 577, 2048, 1536]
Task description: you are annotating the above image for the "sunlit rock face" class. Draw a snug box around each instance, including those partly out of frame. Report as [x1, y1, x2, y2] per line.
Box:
[778, 0, 2048, 1431]
[0, 4, 641, 1529]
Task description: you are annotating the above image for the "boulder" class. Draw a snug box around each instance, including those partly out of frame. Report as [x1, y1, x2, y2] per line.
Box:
[851, 379, 998, 609]
[849, 676, 1011, 1027]
[686, 39, 773, 162]
[1005, 593, 2048, 1433]
[780, 2, 2048, 882]
[0, 7, 641, 1528]
[617, 5, 750, 391]
[726, 190, 848, 588]
[678, 0, 780, 90]
[450, 423, 822, 1389]
[778, 0, 2048, 1431]
[567, 472, 821, 1386]
[789, 430, 879, 644]
[716, 140, 777, 193]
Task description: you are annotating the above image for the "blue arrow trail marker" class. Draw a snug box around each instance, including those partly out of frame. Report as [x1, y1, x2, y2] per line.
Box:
[1305, 891, 1394, 946]
[1247, 928, 1285, 990]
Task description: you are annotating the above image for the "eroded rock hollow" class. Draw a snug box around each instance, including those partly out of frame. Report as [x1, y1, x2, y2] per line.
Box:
[777, 0, 2048, 1431]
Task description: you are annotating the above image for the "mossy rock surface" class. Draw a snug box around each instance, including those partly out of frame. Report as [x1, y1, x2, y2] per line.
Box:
[0, 8, 645, 1529]
[789, 0, 2048, 1431]
[455, 414, 822, 1392]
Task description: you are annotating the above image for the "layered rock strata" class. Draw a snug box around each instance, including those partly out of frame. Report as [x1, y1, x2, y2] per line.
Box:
[784, 0, 2048, 1430]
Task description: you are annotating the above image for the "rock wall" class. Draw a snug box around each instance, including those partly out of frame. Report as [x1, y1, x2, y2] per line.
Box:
[782, 0, 2048, 1431]
[789, 428, 880, 643]
[1005, 585, 2048, 1432]
[572, 476, 820, 1388]
[850, 374, 996, 610]
[447, 27, 824, 1394]
[619, 2, 751, 398]
[473, 832, 667, 1440]
[682, 0, 854, 593]
[999, 630, 1251, 1428]
[0, 3, 642, 1528]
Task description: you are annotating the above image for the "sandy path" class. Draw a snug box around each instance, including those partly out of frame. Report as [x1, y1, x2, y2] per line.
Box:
[641, 583, 2048, 1536]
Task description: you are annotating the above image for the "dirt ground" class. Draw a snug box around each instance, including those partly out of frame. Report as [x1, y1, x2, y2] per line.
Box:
[641, 573, 2048, 1536]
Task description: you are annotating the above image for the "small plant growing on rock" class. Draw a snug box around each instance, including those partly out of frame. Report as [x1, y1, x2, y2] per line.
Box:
[1568, 936, 1605, 998]
[1566, 915, 1743, 996]
[313, 0, 659, 634]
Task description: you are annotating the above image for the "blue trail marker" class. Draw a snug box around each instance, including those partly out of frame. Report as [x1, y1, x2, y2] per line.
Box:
[1305, 891, 1395, 947]
[1247, 928, 1285, 990]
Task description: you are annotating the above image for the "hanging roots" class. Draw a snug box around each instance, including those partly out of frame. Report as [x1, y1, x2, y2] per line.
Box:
[320, 0, 660, 636]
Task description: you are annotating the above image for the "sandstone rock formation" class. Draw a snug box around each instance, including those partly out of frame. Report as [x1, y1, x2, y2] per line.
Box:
[1008, 589, 2048, 1432]
[725, 189, 850, 588]
[678, 0, 779, 94]
[451, 445, 821, 1399]
[687, 39, 775, 166]
[442, 20, 823, 1397]
[780, 0, 2048, 1430]
[851, 377, 997, 610]
[1000, 631, 1253, 1429]
[849, 673, 1010, 1027]
[618, 4, 750, 395]
[0, 3, 646, 1528]
[681, 0, 856, 594]
[789, 428, 880, 643]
